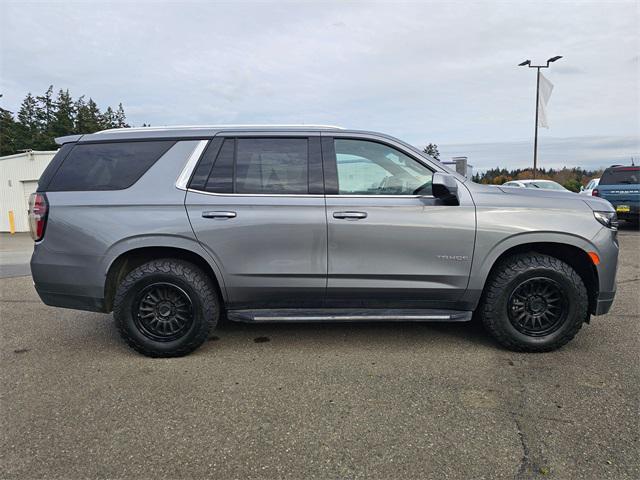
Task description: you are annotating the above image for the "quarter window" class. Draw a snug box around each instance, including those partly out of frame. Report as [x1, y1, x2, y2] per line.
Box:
[334, 139, 433, 195]
[48, 141, 175, 191]
[204, 139, 234, 193]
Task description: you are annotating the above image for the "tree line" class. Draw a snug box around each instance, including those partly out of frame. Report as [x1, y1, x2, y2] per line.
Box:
[422, 142, 601, 192]
[0, 86, 131, 155]
[471, 167, 602, 192]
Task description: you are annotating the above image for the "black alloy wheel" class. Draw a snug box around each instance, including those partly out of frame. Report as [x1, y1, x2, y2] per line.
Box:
[132, 282, 194, 342]
[507, 277, 568, 337]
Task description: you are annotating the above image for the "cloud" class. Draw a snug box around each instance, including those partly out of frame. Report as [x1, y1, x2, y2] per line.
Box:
[439, 135, 640, 172]
[0, 0, 638, 168]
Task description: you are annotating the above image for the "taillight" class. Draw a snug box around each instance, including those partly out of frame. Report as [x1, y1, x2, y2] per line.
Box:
[592, 189, 599, 197]
[28, 193, 49, 241]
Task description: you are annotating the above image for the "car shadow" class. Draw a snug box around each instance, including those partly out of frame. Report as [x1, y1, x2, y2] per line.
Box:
[210, 316, 496, 350]
[618, 221, 639, 233]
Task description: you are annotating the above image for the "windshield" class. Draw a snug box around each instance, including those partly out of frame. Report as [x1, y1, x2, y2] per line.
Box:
[525, 181, 566, 190]
[600, 167, 640, 185]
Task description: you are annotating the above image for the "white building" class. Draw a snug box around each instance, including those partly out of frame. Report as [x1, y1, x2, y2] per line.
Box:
[1, 150, 57, 232]
[442, 156, 473, 179]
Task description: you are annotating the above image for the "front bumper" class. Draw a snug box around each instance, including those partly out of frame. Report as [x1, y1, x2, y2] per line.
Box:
[594, 291, 616, 315]
[590, 226, 619, 316]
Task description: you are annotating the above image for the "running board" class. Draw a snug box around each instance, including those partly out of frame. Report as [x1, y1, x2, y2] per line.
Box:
[227, 309, 473, 323]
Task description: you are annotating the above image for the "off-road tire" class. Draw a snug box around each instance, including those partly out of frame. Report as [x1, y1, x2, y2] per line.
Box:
[113, 258, 219, 357]
[480, 253, 588, 352]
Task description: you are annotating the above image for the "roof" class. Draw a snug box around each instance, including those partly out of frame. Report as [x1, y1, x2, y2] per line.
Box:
[56, 124, 345, 145]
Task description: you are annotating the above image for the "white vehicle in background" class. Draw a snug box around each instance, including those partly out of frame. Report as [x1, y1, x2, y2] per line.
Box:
[502, 179, 570, 191]
[580, 178, 600, 196]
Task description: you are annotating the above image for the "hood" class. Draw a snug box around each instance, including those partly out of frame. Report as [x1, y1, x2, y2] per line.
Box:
[496, 185, 574, 198]
[467, 183, 614, 211]
[496, 184, 613, 211]
[581, 195, 615, 212]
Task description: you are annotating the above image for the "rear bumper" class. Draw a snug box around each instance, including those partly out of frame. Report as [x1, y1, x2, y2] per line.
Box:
[34, 284, 106, 312]
[30, 244, 108, 313]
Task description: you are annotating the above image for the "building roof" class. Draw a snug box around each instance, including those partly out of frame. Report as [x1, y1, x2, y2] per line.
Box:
[0, 150, 58, 161]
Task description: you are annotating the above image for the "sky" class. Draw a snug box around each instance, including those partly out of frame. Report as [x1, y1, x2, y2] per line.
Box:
[1, 0, 638, 171]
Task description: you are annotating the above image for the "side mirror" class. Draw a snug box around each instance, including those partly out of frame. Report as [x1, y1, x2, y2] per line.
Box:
[432, 173, 459, 205]
[580, 186, 584, 191]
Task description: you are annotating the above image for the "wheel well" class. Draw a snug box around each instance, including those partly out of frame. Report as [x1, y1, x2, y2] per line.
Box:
[104, 247, 222, 312]
[488, 242, 599, 316]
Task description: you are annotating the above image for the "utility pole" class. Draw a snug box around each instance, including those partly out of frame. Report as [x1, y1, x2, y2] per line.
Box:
[519, 56, 562, 179]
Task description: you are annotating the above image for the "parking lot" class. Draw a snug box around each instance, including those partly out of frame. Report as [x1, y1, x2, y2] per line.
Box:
[1, 227, 638, 479]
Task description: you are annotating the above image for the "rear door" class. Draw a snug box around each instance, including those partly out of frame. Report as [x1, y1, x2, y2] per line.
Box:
[322, 133, 476, 308]
[185, 132, 327, 309]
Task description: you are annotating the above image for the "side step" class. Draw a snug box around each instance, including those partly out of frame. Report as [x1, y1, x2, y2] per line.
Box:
[227, 309, 473, 323]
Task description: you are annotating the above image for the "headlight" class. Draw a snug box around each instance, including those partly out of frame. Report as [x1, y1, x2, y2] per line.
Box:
[594, 211, 618, 230]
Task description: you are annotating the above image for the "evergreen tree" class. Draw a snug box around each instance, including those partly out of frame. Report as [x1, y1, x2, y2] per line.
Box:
[74, 96, 91, 133]
[0, 107, 19, 156]
[115, 103, 129, 128]
[36, 85, 55, 132]
[423, 143, 440, 160]
[101, 106, 118, 129]
[16, 93, 40, 150]
[1, 87, 131, 154]
[85, 98, 102, 132]
[52, 89, 75, 138]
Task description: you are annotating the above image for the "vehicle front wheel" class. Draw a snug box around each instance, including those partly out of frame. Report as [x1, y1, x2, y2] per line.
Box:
[479, 253, 588, 352]
[113, 258, 219, 357]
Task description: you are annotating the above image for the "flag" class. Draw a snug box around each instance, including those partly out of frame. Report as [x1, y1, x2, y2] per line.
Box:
[537, 72, 554, 128]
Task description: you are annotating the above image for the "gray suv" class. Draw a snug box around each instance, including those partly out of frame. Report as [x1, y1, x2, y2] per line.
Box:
[29, 126, 619, 357]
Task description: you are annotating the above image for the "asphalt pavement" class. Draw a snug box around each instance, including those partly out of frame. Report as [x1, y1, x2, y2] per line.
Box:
[1, 226, 638, 479]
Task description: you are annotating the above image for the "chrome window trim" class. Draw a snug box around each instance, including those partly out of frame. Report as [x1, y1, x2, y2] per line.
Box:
[185, 188, 433, 199]
[175, 140, 209, 191]
[186, 188, 323, 198]
[326, 194, 435, 199]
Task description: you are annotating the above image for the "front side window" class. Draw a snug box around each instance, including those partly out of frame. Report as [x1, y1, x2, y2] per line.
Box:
[334, 139, 432, 195]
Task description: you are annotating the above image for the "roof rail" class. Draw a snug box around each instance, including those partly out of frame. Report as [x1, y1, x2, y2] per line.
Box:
[95, 124, 345, 134]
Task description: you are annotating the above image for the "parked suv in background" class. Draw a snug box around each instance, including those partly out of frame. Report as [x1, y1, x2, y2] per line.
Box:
[30, 126, 619, 357]
[593, 165, 640, 225]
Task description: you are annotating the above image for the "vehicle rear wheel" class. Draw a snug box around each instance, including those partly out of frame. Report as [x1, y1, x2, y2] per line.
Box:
[479, 253, 588, 352]
[113, 258, 219, 357]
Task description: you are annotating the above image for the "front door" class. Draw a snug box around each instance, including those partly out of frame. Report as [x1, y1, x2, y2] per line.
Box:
[322, 135, 476, 308]
[186, 134, 327, 309]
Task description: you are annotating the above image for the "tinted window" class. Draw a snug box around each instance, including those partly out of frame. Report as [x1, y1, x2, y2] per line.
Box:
[600, 167, 640, 185]
[37, 143, 74, 191]
[334, 139, 432, 195]
[235, 138, 308, 194]
[205, 139, 234, 193]
[189, 138, 220, 190]
[48, 141, 175, 191]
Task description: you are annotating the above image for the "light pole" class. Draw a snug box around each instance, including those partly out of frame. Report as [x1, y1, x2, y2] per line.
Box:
[519, 56, 562, 178]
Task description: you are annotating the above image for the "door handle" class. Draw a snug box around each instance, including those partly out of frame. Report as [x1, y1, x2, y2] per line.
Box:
[202, 211, 236, 219]
[333, 211, 367, 220]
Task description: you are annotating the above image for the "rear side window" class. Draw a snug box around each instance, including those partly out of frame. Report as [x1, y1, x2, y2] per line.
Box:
[47, 141, 175, 191]
[236, 138, 308, 194]
[189, 137, 310, 195]
[600, 167, 640, 185]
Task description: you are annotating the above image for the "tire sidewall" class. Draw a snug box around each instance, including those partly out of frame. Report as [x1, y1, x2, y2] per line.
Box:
[116, 270, 209, 355]
[493, 266, 583, 348]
